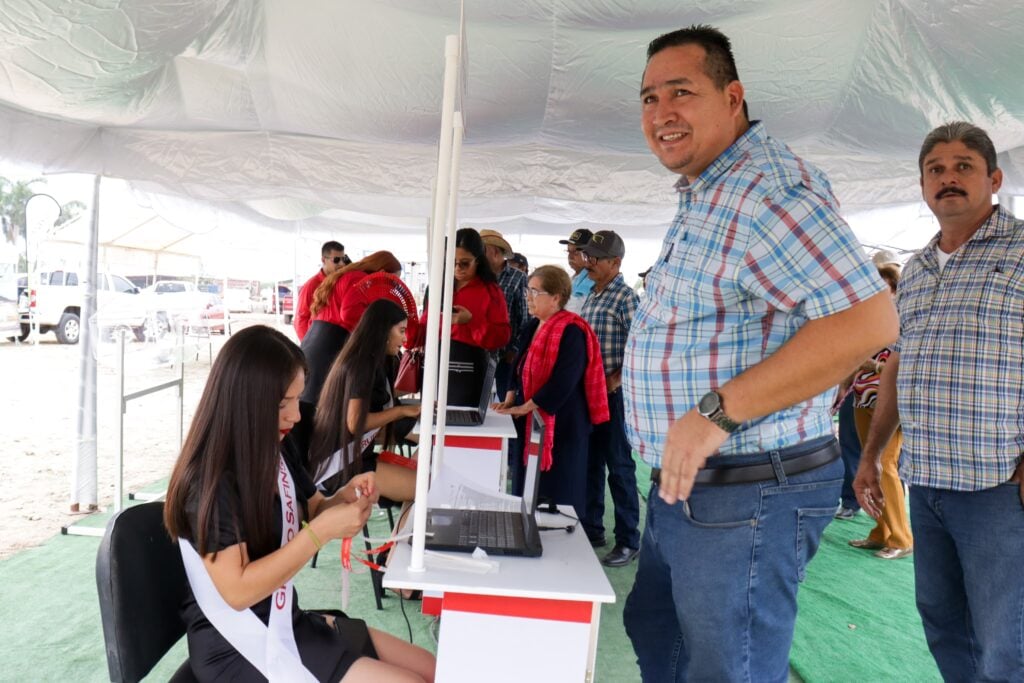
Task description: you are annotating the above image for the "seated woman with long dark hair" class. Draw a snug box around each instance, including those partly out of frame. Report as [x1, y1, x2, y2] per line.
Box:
[493, 265, 608, 522]
[309, 299, 421, 502]
[302, 251, 403, 407]
[163, 325, 435, 682]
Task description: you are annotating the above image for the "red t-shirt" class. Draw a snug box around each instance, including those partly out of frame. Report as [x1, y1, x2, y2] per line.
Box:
[294, 269, 325, 340]
[311, 271, 370, 327]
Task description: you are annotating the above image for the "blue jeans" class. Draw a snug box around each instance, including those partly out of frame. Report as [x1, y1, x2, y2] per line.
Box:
[584, 389, 641, 548]
[910, 484, 1024, 681]
[624, 438, 843, 682]
[838, 392, 861, 511]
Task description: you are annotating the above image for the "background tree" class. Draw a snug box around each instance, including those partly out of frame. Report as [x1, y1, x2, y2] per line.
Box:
[0, 176, 86, 270]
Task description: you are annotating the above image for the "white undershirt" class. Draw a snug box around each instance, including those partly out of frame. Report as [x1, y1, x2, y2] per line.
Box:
[935, 245, 956, 272]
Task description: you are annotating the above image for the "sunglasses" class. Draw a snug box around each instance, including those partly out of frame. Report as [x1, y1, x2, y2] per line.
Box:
[580, 252, 606, 264]
[454, 258, 476, 270]
[328, 256, 344, 265]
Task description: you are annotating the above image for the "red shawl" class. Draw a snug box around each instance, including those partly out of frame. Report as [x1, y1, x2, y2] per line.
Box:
[521, 310, 609, 470]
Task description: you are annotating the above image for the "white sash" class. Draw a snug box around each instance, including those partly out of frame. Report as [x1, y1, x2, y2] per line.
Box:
[179, 456, 318, 682]
[315, 385, 395, 486]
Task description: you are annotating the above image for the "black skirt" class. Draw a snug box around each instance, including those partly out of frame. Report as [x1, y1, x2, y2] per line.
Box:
[300, 320, 351, 405]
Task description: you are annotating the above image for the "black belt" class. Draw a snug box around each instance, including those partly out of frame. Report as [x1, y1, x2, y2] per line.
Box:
[650, 442, 839, 486]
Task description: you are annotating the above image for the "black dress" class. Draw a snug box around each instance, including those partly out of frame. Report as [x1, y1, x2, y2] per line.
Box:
[509, 319, 591, 519]
[180, 437, 377, 682]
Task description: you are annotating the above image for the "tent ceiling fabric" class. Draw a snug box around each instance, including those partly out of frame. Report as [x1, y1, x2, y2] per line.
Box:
[2, 0, 1023, 244]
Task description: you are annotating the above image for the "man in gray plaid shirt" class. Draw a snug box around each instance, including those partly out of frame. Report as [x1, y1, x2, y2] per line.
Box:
[578, 230, 642, 567]
[856, 122, 1024, 681]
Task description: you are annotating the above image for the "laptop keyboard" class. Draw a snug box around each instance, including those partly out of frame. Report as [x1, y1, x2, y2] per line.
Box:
[445, 409, 480, 426]
[457, 510, 520, 549]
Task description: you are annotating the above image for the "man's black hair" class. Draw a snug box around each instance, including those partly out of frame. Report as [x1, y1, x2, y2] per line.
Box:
[646, 25, 749, 120]
[321, 241, 345, 258]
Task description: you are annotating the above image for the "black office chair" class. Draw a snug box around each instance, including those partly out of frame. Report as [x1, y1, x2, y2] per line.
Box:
[96, 501, 197, 682]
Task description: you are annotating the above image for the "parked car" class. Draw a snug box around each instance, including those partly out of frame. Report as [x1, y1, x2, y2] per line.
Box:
[18, 269, 145, 344]
[184, 294, 226, 334]
[0, 272, 21, 342]
[223, 288, 254, 313]
[261, 285, 294, 324]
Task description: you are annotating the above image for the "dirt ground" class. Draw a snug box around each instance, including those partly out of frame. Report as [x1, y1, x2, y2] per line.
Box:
[0, 315, 294, 559]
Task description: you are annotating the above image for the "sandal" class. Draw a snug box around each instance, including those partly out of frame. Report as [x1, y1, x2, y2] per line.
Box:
[848, 538, 884, 550]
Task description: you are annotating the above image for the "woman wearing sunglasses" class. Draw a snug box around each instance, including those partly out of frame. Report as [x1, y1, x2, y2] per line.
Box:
[416, 228, 510, 351]
[493, 265, 609, 522]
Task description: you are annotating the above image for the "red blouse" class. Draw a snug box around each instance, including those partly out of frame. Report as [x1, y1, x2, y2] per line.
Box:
[418, 277, 511, 350]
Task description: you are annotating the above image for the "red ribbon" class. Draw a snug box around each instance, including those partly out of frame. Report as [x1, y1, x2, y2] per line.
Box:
[341, 537, 395, 573]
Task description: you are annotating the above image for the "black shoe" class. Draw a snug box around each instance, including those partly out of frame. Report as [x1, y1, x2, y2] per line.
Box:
[601, 544, 639, 567]
[588, 535, 607, 549]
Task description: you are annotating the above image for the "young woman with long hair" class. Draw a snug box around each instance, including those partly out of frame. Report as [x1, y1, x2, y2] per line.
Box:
[164, 325, 434, 682]
[309, 299, 421, 501]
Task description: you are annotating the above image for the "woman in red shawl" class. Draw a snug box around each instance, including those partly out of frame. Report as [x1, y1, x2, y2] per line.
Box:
[493, 265, 608, 522]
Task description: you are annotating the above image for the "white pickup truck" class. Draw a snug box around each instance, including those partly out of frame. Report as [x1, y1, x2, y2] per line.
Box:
[18, 269, 175, 344]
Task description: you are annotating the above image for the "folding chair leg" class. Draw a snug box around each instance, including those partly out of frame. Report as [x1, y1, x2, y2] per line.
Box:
[363, 523, 385, 610]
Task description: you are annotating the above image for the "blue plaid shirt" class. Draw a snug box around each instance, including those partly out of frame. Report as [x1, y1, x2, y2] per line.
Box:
[496, 264, 528, 355]
[623, 122, 884, 465]
[580, 273, 638, 375]
[895, 205, 1024, 490]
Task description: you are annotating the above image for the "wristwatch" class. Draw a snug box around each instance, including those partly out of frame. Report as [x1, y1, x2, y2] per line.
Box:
[697, 391, 741, 433]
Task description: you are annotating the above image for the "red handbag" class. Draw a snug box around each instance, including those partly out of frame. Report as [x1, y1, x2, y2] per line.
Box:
[395, 348, 422, 395]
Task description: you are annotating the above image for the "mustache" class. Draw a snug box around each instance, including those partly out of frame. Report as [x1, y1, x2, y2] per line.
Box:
[936, 187, 967, 199]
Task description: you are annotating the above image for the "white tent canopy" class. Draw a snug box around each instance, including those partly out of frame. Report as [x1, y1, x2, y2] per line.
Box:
[2, 0, 1024, 255]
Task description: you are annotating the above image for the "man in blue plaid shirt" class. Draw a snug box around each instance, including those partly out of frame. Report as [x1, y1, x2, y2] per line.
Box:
[621, 26, 898, 682]
[856, 122, 1024, 681]
[578, 230, 642, 567]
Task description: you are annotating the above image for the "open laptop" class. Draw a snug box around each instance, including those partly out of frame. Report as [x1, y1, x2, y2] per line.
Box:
[441, 355, 497, 427]
[424, 413, 544, 557]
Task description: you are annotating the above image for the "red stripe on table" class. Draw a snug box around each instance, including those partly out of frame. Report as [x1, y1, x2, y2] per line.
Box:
[443, 592, 591, 623]
[421, 595, 443, 617]
[437, 435, 503, 450]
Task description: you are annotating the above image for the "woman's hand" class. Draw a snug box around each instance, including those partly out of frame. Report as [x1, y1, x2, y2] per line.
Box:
[452, 305, 473, 325]
[494, 398, 536, 417]
[317, 496, 373, 541]
[341, 472, 378, 504]
[490, 391, 516, 412]
[858, 357, 879, 373]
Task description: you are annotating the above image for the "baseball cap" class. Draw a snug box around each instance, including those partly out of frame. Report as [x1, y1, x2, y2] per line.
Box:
[558, 229, 593, 246]
[510, 252, 528, 269]
[872, 249, 900, 267]
[479, 229, 513, 258]
[580, 230, 625, 259]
